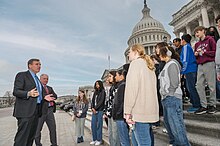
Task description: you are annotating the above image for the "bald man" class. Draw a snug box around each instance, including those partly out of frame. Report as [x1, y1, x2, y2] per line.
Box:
[35, 74, 58, 146]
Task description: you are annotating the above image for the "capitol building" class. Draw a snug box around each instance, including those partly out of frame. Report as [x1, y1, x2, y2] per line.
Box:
[169, 0, 220, 37]
[124, 1, 171, 62]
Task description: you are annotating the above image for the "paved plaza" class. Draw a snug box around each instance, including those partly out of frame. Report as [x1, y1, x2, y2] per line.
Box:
[0, 107, 94, 146]
[0, 107, 167, 146]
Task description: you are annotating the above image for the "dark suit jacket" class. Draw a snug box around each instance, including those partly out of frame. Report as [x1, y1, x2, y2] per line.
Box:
[42, 85, 57, 115]
[13, 71, 43, 118]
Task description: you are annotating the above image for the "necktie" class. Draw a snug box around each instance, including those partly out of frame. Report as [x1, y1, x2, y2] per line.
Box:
[35, 75, 42, 103]
[44, 85, 54, 107]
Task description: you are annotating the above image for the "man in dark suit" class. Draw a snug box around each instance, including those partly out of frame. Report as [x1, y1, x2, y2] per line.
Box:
[13, 58, 55, 146]
[35, 74, 58, 146]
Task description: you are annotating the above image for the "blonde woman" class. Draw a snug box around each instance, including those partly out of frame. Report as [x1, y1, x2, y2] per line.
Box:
[73, 89, 89, 143]
[124, 44, 159, 145]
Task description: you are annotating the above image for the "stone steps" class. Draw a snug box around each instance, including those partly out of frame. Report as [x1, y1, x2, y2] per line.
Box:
[155, 102, 220, 146]
[69, 102, 220, 146]
[154, 126, 220, 146]
[184, 119, 220, 139]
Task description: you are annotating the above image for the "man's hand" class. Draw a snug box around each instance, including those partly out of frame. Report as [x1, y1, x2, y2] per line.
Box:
[28, 88, 39, 98]
[44, 94, 55, 101]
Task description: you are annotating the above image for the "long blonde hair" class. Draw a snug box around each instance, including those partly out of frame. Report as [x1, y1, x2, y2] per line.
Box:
[131, 44, 155, 70]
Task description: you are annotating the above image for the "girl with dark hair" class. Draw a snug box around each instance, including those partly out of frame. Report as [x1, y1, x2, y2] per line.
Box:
[112, 69, 130, 146]
[158, 46, 190, 146]
[152, 42, 168, 129]
[103, 71, 120, 146]
[206, 26, 220, 42]
[90, 80, 106, 145]
[73, 89, 89, 143]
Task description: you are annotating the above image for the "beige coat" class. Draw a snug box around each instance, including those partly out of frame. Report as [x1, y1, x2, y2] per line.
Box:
[124, 58, 159, 123]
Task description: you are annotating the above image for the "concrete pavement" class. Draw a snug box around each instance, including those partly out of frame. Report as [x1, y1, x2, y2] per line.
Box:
[0, 107, 93, 146]
[0, 107, 167, 146]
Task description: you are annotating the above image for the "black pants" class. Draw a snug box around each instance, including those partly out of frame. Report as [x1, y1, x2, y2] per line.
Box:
[14, 104, 41, 146]
[35, 107, 57, 146]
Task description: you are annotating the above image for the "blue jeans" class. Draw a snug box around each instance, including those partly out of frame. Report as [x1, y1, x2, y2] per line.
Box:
[91, 111, 103, 141]
[162, 96, 191, 146]
[132, 122, 153, 146]
[108, 118, 120, 146]
[216, 80, 220, 100]
[116, 120, 130, 146]
[185, 72, 201, 108]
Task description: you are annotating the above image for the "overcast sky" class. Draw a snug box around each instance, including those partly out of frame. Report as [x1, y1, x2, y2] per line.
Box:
[0, 0, 190, 96]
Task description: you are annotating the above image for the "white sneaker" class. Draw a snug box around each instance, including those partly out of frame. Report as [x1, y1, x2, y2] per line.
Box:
[95, 141, 102, 145]
[90, 141, 96, 145]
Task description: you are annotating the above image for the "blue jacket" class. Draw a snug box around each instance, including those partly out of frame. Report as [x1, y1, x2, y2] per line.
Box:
[180, 43, 197, 74]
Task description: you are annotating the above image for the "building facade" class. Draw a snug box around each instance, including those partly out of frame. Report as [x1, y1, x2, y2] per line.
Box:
[124, 2, 171, 62]
[169, 0, 220, 37]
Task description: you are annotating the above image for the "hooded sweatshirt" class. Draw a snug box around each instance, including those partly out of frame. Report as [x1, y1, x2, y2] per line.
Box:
[180, 43, 198, 74]
[194, 36, 216, 64]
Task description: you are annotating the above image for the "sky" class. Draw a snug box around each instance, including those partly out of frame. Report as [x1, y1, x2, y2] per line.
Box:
[0, 0, 190, 96]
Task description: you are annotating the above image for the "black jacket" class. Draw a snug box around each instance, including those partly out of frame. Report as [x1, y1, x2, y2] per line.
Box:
[91, 89, 106, 111]
[42, 85, 57, 115]
[13, 71, 43, 118]
[103, 84, 117, 118]
[112, 80, 126, 120]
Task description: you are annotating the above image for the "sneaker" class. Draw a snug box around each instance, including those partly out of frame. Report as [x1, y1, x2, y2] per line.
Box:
[95, 141, 102, 145]
[80, 136, 84, 142]
[187, 107, 199, 113]
[162, 128, 168, 133]
[90, 141, 97, 145]
[206, 106, 217, 114]
[194, 107, 207, 115]
[77, 137, 81, 143]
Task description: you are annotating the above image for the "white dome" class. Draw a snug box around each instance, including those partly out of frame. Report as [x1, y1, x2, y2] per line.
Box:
[132, 4, 166, 35]
[124, 3, 171, 62]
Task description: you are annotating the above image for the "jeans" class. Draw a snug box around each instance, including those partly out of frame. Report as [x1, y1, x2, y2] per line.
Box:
[162, 96, 191, 146]
[216, 80, 220, 100]
[108, 118, 120, 146]
[91, 111, 103, 141]
[75, 118, 85, 137]
[185, 72, 201, 108]
[116, 120, 130, 146]
[132, 122, 153, 146]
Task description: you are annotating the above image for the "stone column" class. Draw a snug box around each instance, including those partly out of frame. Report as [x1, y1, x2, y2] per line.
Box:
[201, 2, 210, 27]
[198, 17, 203, 26]
[174, 31, 180, 38]
[213, 5, 220, 19]
[148, 47, 151, 55]
[186, 24, 191, 35]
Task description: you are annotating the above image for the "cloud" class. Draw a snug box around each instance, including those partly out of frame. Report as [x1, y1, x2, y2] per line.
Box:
[0, 0, 190, 96]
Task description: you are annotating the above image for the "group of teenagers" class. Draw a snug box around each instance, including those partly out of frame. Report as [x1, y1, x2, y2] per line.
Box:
[71, 15, 220, 146]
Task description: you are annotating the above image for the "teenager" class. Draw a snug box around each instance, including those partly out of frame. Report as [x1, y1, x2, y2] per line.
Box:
[73, 89, 88, 143]
[159, 46, 191, 146]
[194, 26, 217, 114]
